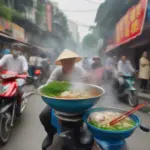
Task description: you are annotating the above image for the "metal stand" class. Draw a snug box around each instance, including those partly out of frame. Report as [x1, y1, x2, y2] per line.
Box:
[51, 110, 128, 150]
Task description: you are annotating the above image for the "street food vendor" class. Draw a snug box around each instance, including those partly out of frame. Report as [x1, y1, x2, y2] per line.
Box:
[39, 49, 89, 150]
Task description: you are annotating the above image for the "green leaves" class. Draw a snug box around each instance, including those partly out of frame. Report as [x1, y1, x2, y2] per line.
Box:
[89, 119, 136, 131]
[0, 4, 24, 21]
[40, 81, 71, 97]
[82, 33, 98, 50]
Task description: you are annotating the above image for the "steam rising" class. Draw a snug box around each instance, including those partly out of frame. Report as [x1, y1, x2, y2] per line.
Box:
[70, 82, 87, 92]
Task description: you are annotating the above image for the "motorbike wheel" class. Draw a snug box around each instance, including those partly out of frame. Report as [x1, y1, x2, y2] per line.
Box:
[0, 114, 12, 145]
[127, 91, 138, 107]
[33, 78, 41, 88]
[16, 94, 28, 116]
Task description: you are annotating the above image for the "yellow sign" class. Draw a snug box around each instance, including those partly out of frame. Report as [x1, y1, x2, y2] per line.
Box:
[0, 25, 3, 31]
[12, 23, 25, 41]
[0, 17, 4, 31]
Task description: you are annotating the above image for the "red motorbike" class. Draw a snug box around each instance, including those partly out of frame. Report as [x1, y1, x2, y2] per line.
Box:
[0, 70, 28, 145]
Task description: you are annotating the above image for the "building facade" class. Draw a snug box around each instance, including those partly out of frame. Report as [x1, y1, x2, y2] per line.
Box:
[68, 20, 80, 44]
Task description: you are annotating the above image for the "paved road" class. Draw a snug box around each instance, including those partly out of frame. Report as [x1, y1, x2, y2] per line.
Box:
[1, 84, 150, 150]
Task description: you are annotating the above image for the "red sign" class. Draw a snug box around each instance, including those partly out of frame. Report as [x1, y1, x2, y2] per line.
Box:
[46, 3, 52, 32]
[105, 0, 148, 52]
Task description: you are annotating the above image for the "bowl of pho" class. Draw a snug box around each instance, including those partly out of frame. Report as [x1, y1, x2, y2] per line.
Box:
[83, 107, 140, 141]
[39, 81, 105, 114]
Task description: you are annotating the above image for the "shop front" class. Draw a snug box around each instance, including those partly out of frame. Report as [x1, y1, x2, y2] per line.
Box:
[104, 0, 148, 68]
[12, 23, 25, 43]
[0, 17, 26, 41]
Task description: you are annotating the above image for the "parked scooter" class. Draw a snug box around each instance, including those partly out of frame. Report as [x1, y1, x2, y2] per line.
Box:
[114, 74, 138, 107]
[0, 70, 29, 145]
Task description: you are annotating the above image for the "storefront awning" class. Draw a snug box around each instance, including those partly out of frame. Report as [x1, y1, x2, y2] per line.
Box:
[104, 0, 148, 53]
[30, 45, 54, 54]
[0, 32, 28, 46]
[0, 31, 14, 41]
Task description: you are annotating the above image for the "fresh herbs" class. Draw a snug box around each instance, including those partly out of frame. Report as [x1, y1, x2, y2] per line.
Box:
[89, 119, 136, 131]
[40, 81, 71, 97]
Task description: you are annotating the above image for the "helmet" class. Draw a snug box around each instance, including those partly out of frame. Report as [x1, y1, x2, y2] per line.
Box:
[93, 56, 101, 61]
[2, 49, 11, 55]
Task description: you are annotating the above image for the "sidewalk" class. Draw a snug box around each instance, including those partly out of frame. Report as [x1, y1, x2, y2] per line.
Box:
[135, 79, 150, 101]
[138, 92, 150, 100]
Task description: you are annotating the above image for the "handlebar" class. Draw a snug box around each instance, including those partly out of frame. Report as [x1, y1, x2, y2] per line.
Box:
[0, 72, 28, 80]
[140, 125, 150, 132]
[119, 75, 134, 80]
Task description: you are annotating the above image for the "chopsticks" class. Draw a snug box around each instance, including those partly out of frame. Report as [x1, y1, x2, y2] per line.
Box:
[109, 101, 149, 126]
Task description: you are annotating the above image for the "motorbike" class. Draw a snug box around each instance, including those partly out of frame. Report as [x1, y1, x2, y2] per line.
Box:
[0, 70, 28, 145]
[114, 74, 138, 107]
[33, 68, 42, 88]
[103, 67, 114, 80]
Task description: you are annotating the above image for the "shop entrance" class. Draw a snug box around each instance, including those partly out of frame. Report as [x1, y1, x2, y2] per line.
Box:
[134, 44, 150, 70]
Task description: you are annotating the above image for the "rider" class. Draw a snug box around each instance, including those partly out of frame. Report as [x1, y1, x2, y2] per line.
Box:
[39, 49, 89, 150]
[116, 55, 135, 92]
[0, 47, 28, 86]
[118, 56, 135, 76]
[105, 56, 116, 79]
[92, 57, 102, 70]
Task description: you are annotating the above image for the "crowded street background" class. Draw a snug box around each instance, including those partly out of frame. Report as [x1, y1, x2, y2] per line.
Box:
[0, 0, 150, 150]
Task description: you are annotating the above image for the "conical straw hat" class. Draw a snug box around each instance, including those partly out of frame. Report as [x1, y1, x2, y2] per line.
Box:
[55, 49, 82, 65]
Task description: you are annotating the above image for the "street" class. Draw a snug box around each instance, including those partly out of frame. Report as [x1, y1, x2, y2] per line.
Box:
[1, 83, 150, 150]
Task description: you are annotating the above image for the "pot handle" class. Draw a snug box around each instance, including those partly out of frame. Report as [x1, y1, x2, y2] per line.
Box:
[140, 125, 150, 132]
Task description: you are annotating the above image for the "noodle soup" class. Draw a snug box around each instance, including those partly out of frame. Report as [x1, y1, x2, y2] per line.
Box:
[88, 111, 136, 131]
[40, 81, 100, 99]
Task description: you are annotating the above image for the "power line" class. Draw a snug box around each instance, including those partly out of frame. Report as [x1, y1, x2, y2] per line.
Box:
[76, 24, 89, 28]
[84, 0, 102, 4]
[61, 9, 97, 12]
[69, 20, 91, 28]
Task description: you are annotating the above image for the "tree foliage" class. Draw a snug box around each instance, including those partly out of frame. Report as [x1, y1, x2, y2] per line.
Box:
[14, 0, 34, 12]
[36, 1, 45, 26]
[82, 33, 98, 50]
[0, 3, 24, 21]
